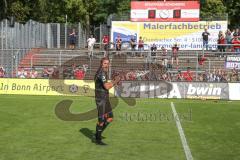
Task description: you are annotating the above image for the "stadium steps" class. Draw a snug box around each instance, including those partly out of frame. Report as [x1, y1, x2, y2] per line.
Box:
[19, 48, 43, 68]
[16, 49, 228, 79]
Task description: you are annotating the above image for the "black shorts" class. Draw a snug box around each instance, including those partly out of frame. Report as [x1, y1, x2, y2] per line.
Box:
[95, 94, 112, 117]
[70, 37, 76, 45]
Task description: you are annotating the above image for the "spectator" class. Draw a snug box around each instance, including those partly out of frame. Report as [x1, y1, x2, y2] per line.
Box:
[217, 30, 225, 54]
[138, 36, 144, 56]
[63, 66, 72, 79]
[198, 73, 204, 81]
[17, 67, 27, 78]
[29, 67, 38, 78]
[150, 43, 157, 55]
[51, 66, 59, 79]
[231, 35, 240, 54]
[230, 68, 239, 82]
[130, 36, 136, 51]
[102, 35, 109, 56]
[183, 67, 193, 82]
[225, 29, 232, 52]
[42, 67, 49, 78]
[202, 71, 209, 82]
[69, 29, 77, 50]
[198, 54, 207, 65]
[233, 28, 240, 36]
[87, 34, 96, 58]
[0, 66, 6, 78]
[150, 43, 157, 63]
[42, 67, 55, 78]
[130, 36, 137, 56]
[161, 46, 168, 67]
[176, 70, 183, 81]
[171, 43, 179, 66]
[115, 34, 122, 56]
[202, 28, 210, 50]
[74, 66, 85, 80]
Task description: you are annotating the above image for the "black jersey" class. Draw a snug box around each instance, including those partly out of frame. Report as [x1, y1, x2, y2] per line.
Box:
[202, 31, 210, 41]
[94, 68, 109, 96]
[94, 67, 112, 116]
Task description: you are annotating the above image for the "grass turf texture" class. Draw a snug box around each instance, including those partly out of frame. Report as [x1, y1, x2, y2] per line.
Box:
[0, 95, 240, 160]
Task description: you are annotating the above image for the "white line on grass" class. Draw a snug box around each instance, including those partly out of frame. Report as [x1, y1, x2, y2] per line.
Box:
[171, 102, 193, 160]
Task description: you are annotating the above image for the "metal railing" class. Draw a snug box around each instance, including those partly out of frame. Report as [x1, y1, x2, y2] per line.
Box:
[0, 48, 239, 81]
[0, 19, 108, 50]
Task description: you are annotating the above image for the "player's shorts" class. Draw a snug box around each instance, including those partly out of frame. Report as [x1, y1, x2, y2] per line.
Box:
[95, 94, 112, 117]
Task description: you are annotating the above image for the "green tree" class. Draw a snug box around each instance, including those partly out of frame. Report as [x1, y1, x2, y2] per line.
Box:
[200, 0, 227, 21]
[116, 0, 131, 18]
[222, 0, 240, 27]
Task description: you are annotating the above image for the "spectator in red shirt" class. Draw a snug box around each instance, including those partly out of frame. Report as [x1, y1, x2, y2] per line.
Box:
[198, 54, 207, 66]
[232, 36, 240, 54]
[102, 35, 109, 53]
[217, 31, 225, 54]
[183, 67, 193, 82]
[74, 66, 85, 80]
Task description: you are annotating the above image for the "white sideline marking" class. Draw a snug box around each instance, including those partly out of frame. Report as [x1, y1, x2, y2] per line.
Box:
[171, 102, 193, 160]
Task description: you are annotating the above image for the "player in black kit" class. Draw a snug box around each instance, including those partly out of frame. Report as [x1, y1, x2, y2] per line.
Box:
[94, 57, 121, 145]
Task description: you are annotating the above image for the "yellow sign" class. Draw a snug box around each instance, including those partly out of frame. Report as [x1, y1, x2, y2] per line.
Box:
[112, 21, 228, 50]
[0, 78, 114, 96]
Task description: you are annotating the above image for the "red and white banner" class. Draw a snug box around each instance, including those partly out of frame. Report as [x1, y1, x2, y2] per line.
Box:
[131, 1, 200, 22]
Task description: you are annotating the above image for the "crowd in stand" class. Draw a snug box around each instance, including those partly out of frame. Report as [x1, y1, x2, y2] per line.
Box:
[0, 64, 239, 82]
[112, 64, 239, 82]
[10, 64, 88, 79]
[217, 28, 240, 53]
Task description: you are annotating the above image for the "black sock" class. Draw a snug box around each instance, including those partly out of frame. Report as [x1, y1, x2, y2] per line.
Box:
[96, 124, 103, 140]
[102, 122, 110, 133]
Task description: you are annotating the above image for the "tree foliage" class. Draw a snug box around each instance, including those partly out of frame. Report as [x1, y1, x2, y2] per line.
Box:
[200, 0, 226, 20]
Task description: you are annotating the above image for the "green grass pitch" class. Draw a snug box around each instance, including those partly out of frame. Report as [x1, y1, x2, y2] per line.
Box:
[0, 95, 240, 160]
